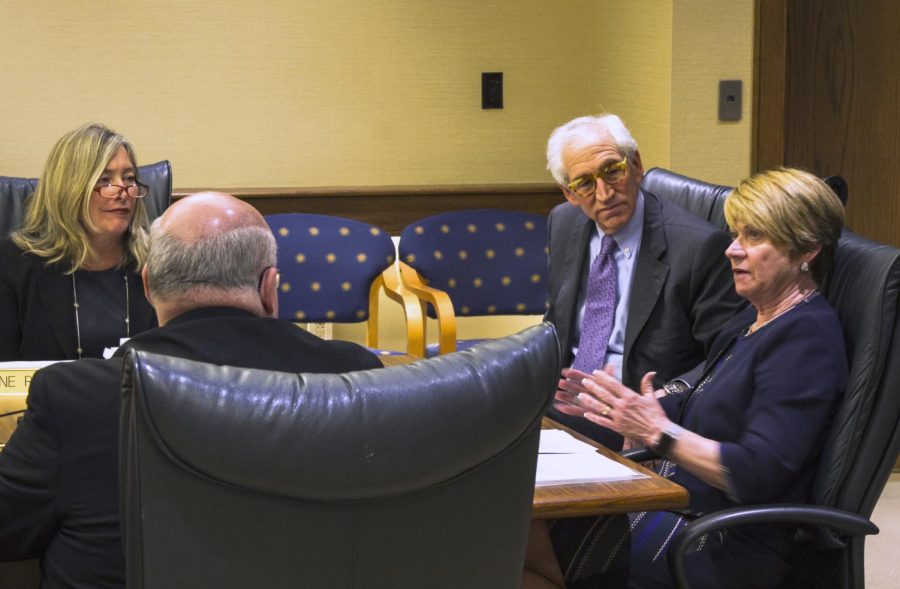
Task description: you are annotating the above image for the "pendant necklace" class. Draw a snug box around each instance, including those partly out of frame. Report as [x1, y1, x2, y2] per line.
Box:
[745, 291, 817, 336]
[71, 272, 131, 359]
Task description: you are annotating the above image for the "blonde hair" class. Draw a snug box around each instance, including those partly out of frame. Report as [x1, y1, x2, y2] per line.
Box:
[11, 123, 149, 273]
[725, 168, 844, 284]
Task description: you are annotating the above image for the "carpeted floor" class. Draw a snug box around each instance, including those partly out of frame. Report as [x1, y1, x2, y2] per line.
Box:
[866, 473, 899, 588]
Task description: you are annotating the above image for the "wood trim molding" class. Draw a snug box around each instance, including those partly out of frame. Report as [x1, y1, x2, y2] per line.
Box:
[172, 183, 564, 233]
[753, 0, 788, 172]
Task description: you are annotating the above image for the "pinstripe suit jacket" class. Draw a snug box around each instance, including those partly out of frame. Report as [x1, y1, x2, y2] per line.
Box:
[546, 190, 744, 394]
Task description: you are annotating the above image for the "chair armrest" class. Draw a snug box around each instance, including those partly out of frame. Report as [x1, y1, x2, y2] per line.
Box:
[368, 266, 426, 357]
[620, 446, 661, 462]
[668, 504, 879, 589]
[397, 262, 457, 355]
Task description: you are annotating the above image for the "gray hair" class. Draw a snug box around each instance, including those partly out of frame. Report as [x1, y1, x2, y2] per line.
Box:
[147, 220, 277, 300]
[546, 114, 639, 185]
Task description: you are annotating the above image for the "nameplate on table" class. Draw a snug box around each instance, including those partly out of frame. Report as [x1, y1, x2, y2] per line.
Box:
[536, 429, 648, 486]
[0, 361, 62, 394]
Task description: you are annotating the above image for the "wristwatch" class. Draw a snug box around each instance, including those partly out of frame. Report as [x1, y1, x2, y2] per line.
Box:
[654, 423, 684, 457]
[663, 380, 690, 396]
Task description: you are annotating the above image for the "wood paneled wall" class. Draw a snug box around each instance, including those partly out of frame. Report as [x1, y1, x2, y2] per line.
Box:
[173, 184, 563, 233]
[756, 0, 900, 246]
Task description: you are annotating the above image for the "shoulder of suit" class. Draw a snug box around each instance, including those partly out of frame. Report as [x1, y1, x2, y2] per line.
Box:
[549, 202, 585, 227]
[31, 357, 123, 395]
[0, 238, 29, 265]
[649, 194, 727, 237]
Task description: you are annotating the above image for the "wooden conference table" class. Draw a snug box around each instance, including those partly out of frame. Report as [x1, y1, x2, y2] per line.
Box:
[380, 353, 688, 518]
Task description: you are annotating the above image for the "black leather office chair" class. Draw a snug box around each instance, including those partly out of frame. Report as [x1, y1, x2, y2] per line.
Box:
[119, 323, 560, 589]
[621, 229, 900, 588]
[0, 176, 37, 240]
[0, 160, 172, 238]
[642, 168, 850, 233]
[641, 167, 731, 230]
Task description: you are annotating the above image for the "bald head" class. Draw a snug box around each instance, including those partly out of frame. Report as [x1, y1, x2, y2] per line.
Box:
[143, 192, 278, 324]
[158, 191, 268, 243]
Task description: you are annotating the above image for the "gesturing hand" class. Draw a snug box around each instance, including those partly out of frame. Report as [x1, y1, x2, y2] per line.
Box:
[552, 367, 597, 416]
[577, 370, 668, 446]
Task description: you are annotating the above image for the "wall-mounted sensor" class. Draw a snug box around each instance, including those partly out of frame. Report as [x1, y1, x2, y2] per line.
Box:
[719, 80, 742, 121]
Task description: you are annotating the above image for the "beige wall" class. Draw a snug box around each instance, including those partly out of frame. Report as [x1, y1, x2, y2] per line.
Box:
[592, 1, 674, 172]
[591, 0, 754, 185]
[2, 1, 754, 348]
[670, 0, 755, 185]
[3, 1, 753, 189]
[2, 0, 591, 187]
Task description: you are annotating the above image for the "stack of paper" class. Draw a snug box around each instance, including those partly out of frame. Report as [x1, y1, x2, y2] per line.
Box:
[536, 429, 647, 486]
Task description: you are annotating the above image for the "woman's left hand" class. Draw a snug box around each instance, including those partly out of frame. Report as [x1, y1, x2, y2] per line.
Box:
[578, 370, 669, 446]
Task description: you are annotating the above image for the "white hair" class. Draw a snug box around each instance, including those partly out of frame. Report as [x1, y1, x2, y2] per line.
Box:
[546, 114, 639, 185]
[147, 220, 277, 301]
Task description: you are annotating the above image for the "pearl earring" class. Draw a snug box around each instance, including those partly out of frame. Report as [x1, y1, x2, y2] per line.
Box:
[800, 261, 810, 273]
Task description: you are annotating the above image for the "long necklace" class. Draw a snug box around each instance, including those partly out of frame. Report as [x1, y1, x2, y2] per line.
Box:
[745, 291, 817, 336]
[71, 272, 131, 359]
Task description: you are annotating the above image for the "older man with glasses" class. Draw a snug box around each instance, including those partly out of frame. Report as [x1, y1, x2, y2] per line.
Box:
[544, 113, 744, 450]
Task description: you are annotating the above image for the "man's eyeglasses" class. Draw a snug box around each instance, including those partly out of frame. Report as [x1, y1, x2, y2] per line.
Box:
[566, 156, 628, 198]
[94, 181, 150, 199]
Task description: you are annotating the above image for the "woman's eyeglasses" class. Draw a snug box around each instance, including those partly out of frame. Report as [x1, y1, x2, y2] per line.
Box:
[94, 182, 149, 199]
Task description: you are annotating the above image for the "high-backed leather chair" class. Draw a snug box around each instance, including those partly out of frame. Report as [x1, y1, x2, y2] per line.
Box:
[637, 228, 900, 588]
[119, 323, 559, 589]
[642, 168, 850, 232]
[641, 167, 730, 230]
[0, 160, 172, 238]
[397, 209, 548, 356]
[0, 176, 38, 240]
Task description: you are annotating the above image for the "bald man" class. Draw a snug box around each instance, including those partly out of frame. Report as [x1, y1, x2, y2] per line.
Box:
[0, 193, 382, 589]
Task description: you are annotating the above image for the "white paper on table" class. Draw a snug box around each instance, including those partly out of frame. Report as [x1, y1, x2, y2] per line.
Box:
[536, 429, 648, 486]
[536, 452, 647, 486]
[539, 429, 602, 454]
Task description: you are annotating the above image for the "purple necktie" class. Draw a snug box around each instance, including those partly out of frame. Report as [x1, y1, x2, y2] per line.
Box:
[572, 234, 618, 373]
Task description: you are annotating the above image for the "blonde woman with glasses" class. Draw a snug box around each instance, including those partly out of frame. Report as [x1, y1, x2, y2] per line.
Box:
[0, 123, 157, 360]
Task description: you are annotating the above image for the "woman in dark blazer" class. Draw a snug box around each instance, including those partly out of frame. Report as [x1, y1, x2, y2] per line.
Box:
[525, 168, 848, 589]
[0, 123, 156, 360]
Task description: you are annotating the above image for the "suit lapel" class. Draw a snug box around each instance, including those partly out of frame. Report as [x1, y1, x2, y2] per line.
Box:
[37, 264, 78, 359]
[623, 192, 668, 368]
[559, 214, 594, 325]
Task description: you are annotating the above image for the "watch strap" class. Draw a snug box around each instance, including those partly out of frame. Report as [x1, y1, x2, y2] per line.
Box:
[655, 423, 684, 457]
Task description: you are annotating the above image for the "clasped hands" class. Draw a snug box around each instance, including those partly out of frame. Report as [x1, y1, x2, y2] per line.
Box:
[554, 367, 670, 448]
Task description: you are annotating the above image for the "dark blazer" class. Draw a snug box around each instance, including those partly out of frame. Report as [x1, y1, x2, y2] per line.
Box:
[545, 191, 745, 447]
[0, 306, 383, 589]
[651, 295, 847, 587]
[0, 239, 157, 360]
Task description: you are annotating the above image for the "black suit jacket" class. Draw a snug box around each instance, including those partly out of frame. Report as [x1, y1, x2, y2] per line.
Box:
[0, 306, 383, 589]
[0, 239, 157, 360]
[545, 191, 745, 446]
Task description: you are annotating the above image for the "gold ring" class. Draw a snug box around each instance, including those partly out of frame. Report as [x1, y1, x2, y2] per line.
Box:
[600, 405, 611, 417]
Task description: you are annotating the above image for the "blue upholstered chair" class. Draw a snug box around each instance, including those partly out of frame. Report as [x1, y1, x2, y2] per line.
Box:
[0, 160, 173, 238]
[265, 213, 423, 356]
[397, 209, 548, 356]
